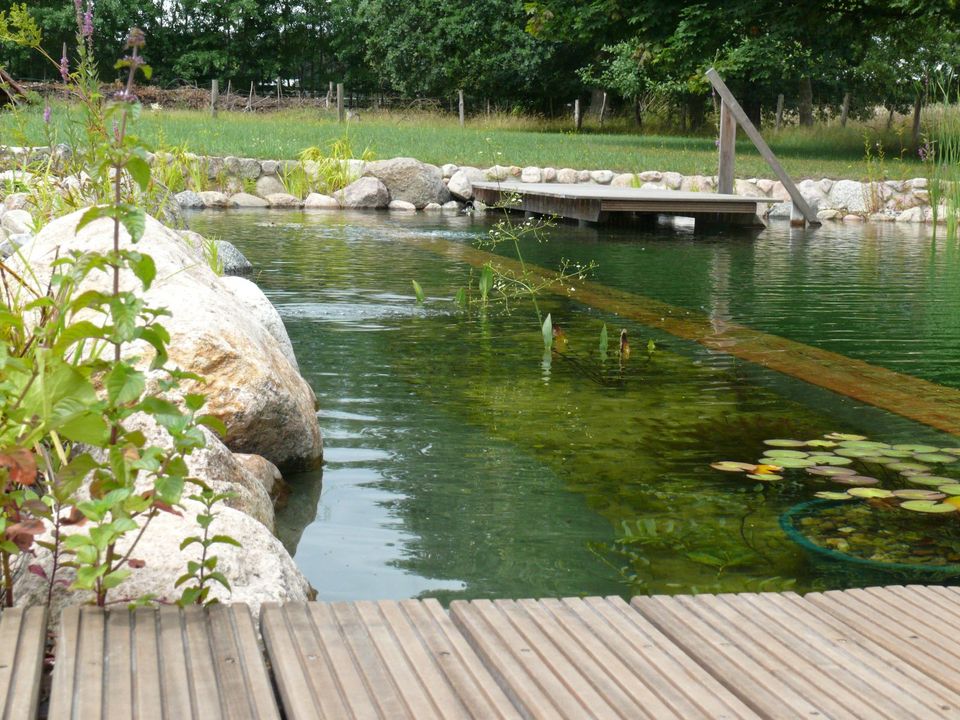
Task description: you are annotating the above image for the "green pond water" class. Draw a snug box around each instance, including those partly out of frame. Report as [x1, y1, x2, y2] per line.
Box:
[187, 210, 960, 601]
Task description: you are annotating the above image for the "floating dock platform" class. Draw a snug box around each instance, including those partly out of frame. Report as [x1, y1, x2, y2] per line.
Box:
[472, 181, 778, 229]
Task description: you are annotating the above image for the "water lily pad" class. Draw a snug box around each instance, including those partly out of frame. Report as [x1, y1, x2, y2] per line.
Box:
[814, 491, 854, 500]
[939, 448, 960, 455]
[762, 449, 809, 459]
[711, 461, 756, 472]
[887, 462, 931, 473]
[893, 489, 946, 500]
[879, 448, 914, 458]
[775, 457, 816, 468]
[825, 433, 867, 441]
[807, 439, 839, 448]
[838, 440, 889, 449]
[905, 475, 955, 486]
[847, 487, 894, 499]
[811, 455, 853, 466]
[938, 484, 960, 495]
[893, 444, 940, 453]
[835, 447, 877, 458]
[858, 455, 895, 465]
[899, 500, 957, 513]
[747, 473, 783, 481]
[764, 439, 808, 447]
[913, 453, 957, 464]
[830, 475, 880, 486]
[806, 466, 857, 477]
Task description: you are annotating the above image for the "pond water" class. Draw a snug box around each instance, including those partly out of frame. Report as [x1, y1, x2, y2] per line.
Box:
[187, 209, 960, 601]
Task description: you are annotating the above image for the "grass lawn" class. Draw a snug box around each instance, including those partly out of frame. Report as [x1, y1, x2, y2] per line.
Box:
[2, 104, 926, 181]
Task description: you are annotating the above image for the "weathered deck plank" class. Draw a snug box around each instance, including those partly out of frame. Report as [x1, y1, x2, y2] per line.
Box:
[632, 590, 960, 719]
[261, 599, 521, 719]
[449, 596, 760, 719]
[806, 585, 960, 691]
[48, 604, 279, 720]
[0, 607, 47, 720]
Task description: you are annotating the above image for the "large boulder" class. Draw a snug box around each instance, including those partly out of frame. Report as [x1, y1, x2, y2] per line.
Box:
[221, 275, 299, 371]
[826, 179, 870, 213]
[216, 240, 253, 276]
[15, 498, 310, 621]
[334, 177, 390, 208]
[362, 157, 444, 208]
[447, 167, 487, 201]
[13, 209, 322, 472]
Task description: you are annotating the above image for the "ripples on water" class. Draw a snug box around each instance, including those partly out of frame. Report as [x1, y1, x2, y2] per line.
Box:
[188, 209, 960, 601]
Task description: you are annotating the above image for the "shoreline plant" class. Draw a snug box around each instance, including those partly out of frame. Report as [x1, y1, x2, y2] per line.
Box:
[0, 3, 238, 610]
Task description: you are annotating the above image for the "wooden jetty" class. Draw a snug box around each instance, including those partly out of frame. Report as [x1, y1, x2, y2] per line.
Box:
[472, 181, 778, 230]
[4, 584, 958, 718]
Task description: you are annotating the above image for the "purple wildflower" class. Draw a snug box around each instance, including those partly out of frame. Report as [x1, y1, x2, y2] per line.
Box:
[74, 0, 82, 12]
[43, 105, 51, 124]
[82, 3, 94, 38]
[918, 142, 932, 162]
[59, 53, 69, 82]
[126, 27, 145, 50]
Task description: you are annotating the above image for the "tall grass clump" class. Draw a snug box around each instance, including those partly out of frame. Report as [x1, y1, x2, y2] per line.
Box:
[924, 75, 960, 239]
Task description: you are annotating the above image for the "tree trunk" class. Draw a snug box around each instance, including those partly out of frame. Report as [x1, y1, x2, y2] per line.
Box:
[799, 77, 813, 126]
[775, 94, 784, 130]
[886, 105, 895, 130]
[634, 98, 642, 128]
[912, 95, 922, 149]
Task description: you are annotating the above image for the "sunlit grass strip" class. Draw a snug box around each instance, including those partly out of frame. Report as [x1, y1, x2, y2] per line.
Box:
[1, 102, 925, 181]
[417, 234, 960, 437]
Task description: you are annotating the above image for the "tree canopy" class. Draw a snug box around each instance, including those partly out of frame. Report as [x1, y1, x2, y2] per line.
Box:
[1, 0, 958, 127]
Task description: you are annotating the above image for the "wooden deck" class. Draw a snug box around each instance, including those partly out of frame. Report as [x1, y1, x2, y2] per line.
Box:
[8, 585, 960, 718]
[472, 181, 777, 227]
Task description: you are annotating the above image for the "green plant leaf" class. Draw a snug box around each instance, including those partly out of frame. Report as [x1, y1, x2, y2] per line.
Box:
[411, 279, 425, 304]
[105, 363, 145, 405]
[126, 156, 151, 191]
[542, 313, 552, 350]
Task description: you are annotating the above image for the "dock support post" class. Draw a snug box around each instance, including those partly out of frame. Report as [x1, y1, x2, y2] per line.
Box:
[717, 100, 736, 195]
[706, 68, 819, 226]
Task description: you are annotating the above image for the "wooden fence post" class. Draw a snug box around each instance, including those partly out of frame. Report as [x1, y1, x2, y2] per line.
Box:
[210, 79, 218, 118]
[598, 91, 607, 129]
[840, 92, 851, 127]
[337, 83, 345, 123]
[458, 89, 465, 127]
[276, 77, 281, 109]
[718, 99, 736, 195]
[326, 81, 333, 109]
[574, 99, 582, 132]
[775, 94, 784, 130]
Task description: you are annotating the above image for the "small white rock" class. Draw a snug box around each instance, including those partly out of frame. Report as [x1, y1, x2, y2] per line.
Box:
[590, 170, 615, 184]
[389, 199, 417, 211]
[303, 193, 339, 209]
[521, 166, 542, 183]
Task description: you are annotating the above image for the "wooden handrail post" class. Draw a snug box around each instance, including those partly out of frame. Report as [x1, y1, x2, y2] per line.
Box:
[717, 100, 736, 194]
[706, 68, 819, 225]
